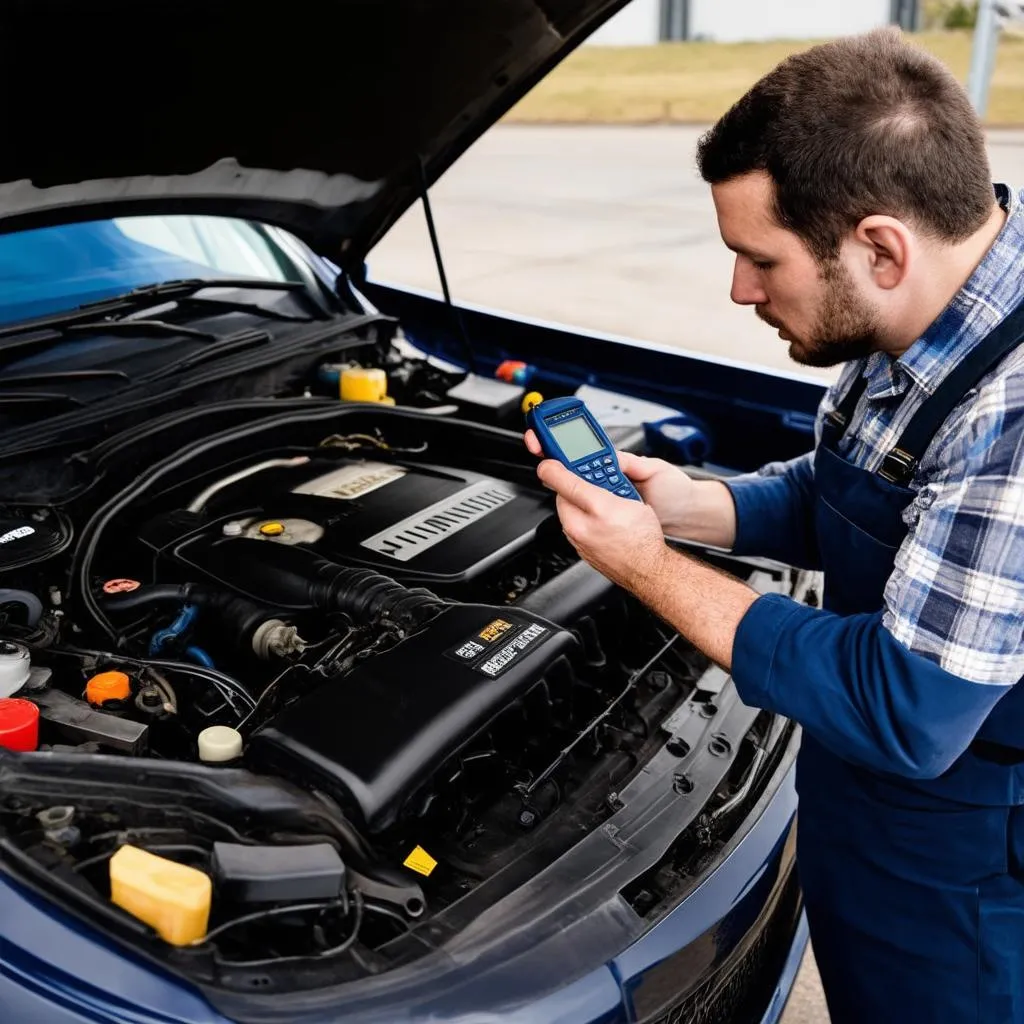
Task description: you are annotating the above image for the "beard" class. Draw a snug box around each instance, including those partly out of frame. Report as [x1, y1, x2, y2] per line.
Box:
[758, 260, 882, 368]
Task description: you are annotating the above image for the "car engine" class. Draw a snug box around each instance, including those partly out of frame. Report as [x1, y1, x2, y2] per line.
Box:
[0, 404, 788, 982]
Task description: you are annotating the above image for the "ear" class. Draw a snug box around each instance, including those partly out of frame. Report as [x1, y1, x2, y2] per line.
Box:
[853, 216, 914, 290]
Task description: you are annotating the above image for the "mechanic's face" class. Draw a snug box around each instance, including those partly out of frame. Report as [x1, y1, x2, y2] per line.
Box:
[712, 172, 881, 367]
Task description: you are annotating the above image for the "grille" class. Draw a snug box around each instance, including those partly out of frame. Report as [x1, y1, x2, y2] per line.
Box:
[644, 871, 802, 1024]
[360, 481, 516, 562]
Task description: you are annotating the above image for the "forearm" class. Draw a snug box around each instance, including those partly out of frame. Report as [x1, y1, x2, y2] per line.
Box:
[660, 479, 738, 550]
[628, 545, 758, 669]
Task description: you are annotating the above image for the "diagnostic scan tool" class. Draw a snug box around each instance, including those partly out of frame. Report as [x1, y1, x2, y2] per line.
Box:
[526, 397, 642, 501]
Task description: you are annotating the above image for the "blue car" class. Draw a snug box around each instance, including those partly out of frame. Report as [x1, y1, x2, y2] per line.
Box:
[0, 2, 821, 1021]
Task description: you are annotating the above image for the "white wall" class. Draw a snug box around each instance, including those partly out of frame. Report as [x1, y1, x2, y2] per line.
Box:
[587, 0, 660, 44]
[689, 0, 893, 42]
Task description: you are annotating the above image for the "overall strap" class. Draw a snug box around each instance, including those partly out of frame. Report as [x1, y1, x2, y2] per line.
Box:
[823, 370, 870, 437]
[879, 301, 1024, 485]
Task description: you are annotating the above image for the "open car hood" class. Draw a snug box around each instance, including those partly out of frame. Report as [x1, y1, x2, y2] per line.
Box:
[0, 0, 627, 271]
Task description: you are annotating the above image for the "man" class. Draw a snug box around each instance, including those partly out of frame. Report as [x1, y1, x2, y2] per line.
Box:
[525, 28, 1024, 1023]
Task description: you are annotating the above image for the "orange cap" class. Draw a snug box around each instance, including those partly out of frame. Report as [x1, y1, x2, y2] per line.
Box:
[86, 671, 132, 705]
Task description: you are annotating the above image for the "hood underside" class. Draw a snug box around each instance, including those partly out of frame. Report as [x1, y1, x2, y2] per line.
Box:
[0, 0, 627, 269]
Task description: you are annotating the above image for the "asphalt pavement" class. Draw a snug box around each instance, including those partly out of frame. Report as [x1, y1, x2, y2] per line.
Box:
[369, 124, 1024, 1024]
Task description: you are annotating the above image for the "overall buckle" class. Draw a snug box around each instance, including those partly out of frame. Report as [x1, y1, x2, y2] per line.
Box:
[879, 447, 917, 484]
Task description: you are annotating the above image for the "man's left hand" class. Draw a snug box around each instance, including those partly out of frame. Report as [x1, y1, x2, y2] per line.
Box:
[536, 458, 669, 592]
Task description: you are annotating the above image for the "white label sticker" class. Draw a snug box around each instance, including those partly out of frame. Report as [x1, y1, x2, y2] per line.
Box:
[293, 461, 406, 500]
[477, 623, 550, 678]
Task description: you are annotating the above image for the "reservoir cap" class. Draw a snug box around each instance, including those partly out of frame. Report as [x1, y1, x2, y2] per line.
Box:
[0, 697, 39, 751]
[86, 671, 132, 706]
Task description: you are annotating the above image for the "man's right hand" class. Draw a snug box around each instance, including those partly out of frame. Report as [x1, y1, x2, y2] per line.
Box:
[523, 430, 736, 548]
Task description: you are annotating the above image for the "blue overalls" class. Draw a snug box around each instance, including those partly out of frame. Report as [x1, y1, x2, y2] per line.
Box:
[790, 303, 1024, 1022]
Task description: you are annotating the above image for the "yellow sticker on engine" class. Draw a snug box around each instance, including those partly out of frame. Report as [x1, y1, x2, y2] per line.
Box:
[478, 618, 513, 643]
[403, 846, 438, 877]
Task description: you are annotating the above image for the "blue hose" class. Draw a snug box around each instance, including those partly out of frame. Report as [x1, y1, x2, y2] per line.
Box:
[149, 605, 199, 657]
[185, 645, 215, 668]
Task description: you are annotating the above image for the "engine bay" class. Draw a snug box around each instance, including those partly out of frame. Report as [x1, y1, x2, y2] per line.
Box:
[0, 348, 802, 989]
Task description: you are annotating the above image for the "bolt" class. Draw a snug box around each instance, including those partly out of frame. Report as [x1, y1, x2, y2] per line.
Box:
[518, 808, 538, 830]
[673, 772, 694, 795]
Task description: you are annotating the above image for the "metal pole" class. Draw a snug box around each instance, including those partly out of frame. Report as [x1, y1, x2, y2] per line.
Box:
[967, 0, 1002, 118]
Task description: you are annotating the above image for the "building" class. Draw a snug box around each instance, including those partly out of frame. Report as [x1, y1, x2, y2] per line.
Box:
[587, 0, 921, 45]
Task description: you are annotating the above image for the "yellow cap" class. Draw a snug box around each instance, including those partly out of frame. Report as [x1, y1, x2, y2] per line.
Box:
[109, 844, 212, 946]
[340, 366, 388, 403]
[522, 391, 544, 413]
[258, 521, 285, 537]
[86, 671, 132, 706]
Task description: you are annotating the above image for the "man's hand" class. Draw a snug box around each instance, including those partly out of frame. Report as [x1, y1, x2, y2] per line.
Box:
[523, 428, 756, 670]
[534, 457, 670, 590]
[523, 429, 737, 548]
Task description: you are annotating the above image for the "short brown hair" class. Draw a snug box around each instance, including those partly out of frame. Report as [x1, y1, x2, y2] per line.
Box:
[697, 28, 993, 260]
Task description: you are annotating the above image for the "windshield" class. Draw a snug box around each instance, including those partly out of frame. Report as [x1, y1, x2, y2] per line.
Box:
[0, 215, 299, 326]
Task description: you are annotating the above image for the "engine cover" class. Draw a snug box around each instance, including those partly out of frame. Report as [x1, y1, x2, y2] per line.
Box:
[246, 604, 577, 831]
[145, 456, 555, 587]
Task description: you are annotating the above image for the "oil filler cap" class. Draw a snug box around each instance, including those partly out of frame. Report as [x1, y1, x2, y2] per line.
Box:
[258, 521, 285, 537]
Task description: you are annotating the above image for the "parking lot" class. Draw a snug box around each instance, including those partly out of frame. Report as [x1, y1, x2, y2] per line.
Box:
[370, 124, 1024, 1024]
[372, 125, 1024, 382]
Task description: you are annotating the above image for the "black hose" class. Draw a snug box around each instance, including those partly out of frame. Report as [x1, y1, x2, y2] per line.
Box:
[102, 584, 194, 612]
[214, 540, 445, 631]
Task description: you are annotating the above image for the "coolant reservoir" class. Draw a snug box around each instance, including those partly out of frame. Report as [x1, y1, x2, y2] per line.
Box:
[109, 845, 211, 946]
[0, 641, 31, 698]
[340, 366, 392, 404]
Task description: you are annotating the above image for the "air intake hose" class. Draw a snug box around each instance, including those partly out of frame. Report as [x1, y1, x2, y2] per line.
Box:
[215, 539, 446, 631]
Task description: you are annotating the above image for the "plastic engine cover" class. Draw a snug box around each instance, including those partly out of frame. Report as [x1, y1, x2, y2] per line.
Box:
[158, 457, 554, 587]
[245, 604, 577, 831]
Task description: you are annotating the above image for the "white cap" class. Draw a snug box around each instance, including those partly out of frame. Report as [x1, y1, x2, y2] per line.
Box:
[222, 521, 244, 537]
[0, 642, 31, 698]
[197, 725, 243, 763]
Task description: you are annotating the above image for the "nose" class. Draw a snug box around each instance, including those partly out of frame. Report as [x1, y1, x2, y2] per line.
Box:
[730, 257, 768, 306]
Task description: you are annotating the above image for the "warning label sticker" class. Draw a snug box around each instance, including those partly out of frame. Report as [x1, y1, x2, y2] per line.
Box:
[445, 615, 553, 678]
[477, 623, 549, 677]
[477, 618, 513, 643]
[403, 845, 438, 877]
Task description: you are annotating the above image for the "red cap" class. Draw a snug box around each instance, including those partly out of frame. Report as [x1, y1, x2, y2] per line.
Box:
[0, 698, 39, 752]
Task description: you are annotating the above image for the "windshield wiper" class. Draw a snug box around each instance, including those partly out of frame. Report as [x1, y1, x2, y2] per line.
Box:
[2, 370, 131, 386]
[0, 391, 83, 410]
[0, 278, 312, 342]
[64, 319, 217, 341]
[142, 328, 272, 380]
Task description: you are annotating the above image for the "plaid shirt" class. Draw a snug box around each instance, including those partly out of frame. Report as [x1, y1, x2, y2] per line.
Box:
[744, 184, 1024, 686]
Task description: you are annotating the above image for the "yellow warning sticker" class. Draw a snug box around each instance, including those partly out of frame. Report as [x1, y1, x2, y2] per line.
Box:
[403, 845, 438, 877]
[478, 618, 513, 643]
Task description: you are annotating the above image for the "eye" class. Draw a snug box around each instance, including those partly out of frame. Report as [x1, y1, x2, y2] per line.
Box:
[753, 259, 774, 272]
